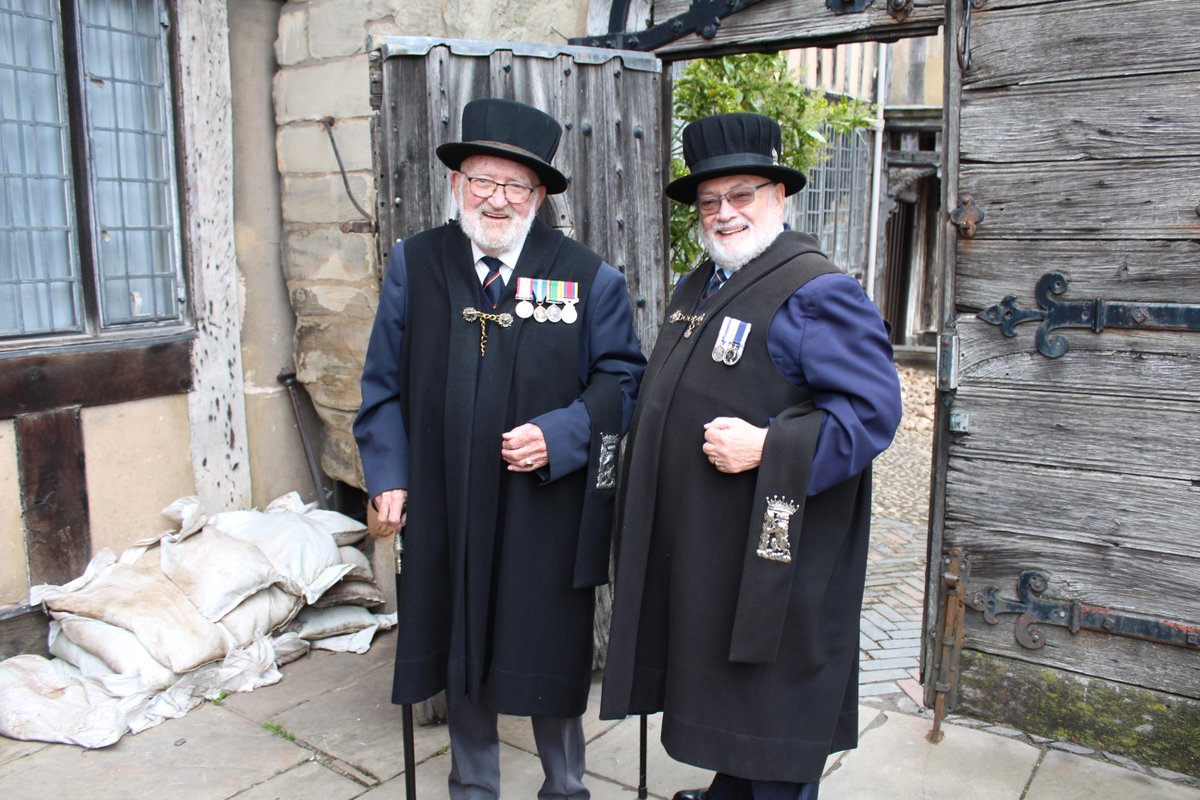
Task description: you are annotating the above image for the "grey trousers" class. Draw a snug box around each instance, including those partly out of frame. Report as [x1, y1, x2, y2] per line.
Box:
[446, 692, 590, 799]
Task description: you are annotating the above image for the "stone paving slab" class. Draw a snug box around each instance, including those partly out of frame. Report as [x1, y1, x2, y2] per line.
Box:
[584, 711, 713, 798]
[0, 702, 309, 800]
[822, 710, 1040, 799]
[1024, 750, 1200, 800]
[232, 759, 364, 800]
[221, 639, 395, 722]
[271, 658, 448, 786]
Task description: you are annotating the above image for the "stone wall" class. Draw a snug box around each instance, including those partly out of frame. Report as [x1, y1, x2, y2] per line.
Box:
[274, 0, 589, 489]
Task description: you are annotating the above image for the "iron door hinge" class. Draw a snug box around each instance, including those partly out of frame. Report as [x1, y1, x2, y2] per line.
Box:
[968, 571, 1200, 651]
[979, 272, 1200, 358]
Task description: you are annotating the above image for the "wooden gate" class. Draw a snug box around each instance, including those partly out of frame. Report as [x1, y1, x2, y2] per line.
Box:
[925, 0, 1200, 772]
[366, 36, 667, 350]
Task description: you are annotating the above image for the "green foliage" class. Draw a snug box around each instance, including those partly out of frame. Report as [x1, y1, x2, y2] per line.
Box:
[669, 53, 876, 274]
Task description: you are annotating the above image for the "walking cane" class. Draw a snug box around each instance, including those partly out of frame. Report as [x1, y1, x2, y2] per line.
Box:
[394, 531, 417, 799]
[639, 713, 648, 798]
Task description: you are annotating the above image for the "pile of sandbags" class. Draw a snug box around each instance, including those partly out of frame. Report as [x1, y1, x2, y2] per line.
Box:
[0, 492, 394, 749]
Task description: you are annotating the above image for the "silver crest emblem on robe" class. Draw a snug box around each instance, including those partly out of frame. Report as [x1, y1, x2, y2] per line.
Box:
[756, 495, 798, 563]
[596, 433, 619, 490]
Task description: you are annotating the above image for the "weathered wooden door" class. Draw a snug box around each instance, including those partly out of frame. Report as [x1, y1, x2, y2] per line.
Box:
[367, 36, 667, 350]
[925, 0, 1200, 771]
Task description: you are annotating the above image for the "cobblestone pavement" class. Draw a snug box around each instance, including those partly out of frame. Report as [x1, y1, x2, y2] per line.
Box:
[859, 365, 935, 703]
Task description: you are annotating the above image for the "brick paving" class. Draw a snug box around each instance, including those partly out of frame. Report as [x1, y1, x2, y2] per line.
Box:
[858, 365, 935, 701]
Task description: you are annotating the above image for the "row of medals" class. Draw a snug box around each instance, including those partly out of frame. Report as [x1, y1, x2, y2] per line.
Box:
[514, 278, 579, 324]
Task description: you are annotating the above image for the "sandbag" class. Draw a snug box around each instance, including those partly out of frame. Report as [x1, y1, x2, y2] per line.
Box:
[0, 655, 127, 749]
[219, 586, 304, 649]
[337, 545, 374, 581]
[311, 578, 386, 609]
[208, 505, 349, 604]
[159, 525, 282, 621]
[39, 558, 230, 674]
[53, 614, 179, 690]
[289, 605, 379, 640]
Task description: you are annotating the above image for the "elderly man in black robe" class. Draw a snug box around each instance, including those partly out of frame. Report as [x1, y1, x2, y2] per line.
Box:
[601, 112, 902, 800]
[355, 97, 645, 799]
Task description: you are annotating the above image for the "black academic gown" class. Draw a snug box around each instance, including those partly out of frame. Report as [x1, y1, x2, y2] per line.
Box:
[356, 219, 643, 718]
[601, 232, 873, 783]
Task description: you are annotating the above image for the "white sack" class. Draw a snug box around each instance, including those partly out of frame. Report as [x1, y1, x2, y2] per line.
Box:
[53, 614, 178, 690]
[48, 620, 114, 677]
[290, 605, 378, 640]
[208, 502, 350, 604]
[338, 545, 374, 581]
[264, 491, 369, 546]
[270, 632, 311, 665]
[0, 655, 126, 749]
[308, 613, 396, 654]
[38, 556, 230, 674]
[311, 578, 386, 609]
[218, 586, 304, 649]
[159, 525, 283, 621]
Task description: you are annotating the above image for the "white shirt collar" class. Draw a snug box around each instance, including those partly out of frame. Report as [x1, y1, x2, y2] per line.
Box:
[470, 240, 526, 272]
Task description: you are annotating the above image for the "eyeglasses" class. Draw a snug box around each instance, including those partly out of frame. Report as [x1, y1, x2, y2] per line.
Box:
[461, 173, 538, 204]
[695, 181, 776, 214]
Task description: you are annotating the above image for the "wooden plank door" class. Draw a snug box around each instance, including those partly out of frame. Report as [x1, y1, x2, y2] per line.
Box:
[368, 36, 667, 350]
[925, 0, 1200, 769]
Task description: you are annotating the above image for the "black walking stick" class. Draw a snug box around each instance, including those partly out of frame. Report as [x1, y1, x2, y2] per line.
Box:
[639, 713, 648, 798]
[394, 530, 417, 799]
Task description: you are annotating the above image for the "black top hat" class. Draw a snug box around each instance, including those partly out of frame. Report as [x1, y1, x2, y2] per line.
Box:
[666, 113, 807, 204]
[436, 98, 569, 195]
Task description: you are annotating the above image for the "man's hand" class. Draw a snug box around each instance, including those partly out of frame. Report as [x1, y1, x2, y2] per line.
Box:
[703, 417, 767, 474]
[372, 488, 408, 535]
[501, 423, 548, 473]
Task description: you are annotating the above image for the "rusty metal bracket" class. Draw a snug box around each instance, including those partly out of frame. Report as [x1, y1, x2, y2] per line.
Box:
[928, 548, 969, 743]
[967, 570, 1200, 651]
[887, 0, 914, 21]
[569, 0, 770, 50]
[949, 194, 984, 238]
[956, 0, 987, 71]
[979, 272, 1200, 358]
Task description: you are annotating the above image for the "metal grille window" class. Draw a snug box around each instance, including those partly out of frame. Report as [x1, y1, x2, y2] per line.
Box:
[789, 126, 871, 280]
[0, 0, 183, 341]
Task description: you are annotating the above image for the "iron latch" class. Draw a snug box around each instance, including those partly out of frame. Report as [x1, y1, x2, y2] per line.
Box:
[928, 548, 970, 743]
[980, 272, 1200, 358]
[949, 194, 985, 238]
[968, 570, 1200, 651]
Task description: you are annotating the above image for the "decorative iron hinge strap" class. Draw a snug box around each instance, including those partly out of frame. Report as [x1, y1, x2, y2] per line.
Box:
[967, 570, 1200, 651]
[979, 272, 1200, 358]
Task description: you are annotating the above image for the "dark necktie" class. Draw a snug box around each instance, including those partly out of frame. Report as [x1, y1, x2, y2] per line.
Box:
[700, 267, 727, 302]
[481, 256, 504, 309]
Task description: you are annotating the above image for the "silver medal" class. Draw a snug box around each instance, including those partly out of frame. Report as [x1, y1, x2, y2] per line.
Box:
[547, 303, 562, 323]
[561, 302, 578, 324]
[516, 299, 534, 319]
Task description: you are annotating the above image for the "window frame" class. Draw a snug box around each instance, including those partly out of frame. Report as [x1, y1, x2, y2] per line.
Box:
[1, 0, 193, 352]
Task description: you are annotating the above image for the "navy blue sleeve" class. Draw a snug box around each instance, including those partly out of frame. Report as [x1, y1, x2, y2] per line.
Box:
[767, 272, 902, 495]
[531, 263, 647, 481]
[353, 243, 411, 501]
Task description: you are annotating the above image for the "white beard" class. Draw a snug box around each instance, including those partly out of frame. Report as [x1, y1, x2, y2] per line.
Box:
[699, 202, 786, 272]
[453, 184, 536, 253]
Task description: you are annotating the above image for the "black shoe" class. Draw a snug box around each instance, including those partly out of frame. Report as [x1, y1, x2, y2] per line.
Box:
[672, 791, 709, 800]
